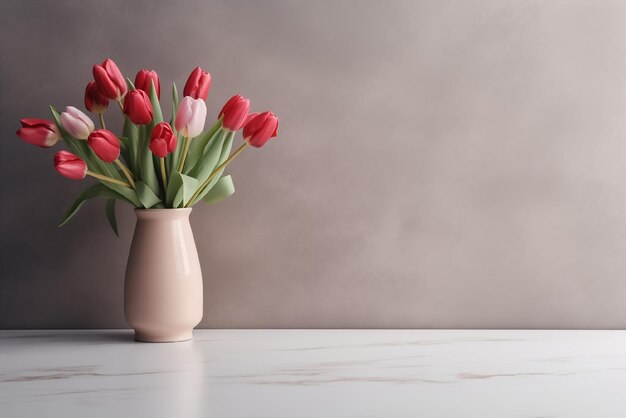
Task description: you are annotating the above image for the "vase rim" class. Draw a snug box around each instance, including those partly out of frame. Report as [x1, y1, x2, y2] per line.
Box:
[134, 207, 192, 219]
[134, 208, 192, 212]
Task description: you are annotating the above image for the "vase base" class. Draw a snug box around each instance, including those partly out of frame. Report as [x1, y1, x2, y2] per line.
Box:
[134, 330, 193, 343]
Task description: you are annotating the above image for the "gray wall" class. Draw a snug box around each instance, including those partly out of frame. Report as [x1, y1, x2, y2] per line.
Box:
[2, 0, 626, 329]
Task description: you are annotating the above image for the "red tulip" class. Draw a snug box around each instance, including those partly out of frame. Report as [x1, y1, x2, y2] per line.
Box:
[93, 58, 127, 101]
[183, 67, 211, 100]
[54, 151, 87, 180]
[123, 89, 153, 125]
[218, 95, 250, 131]
[149, 122, 177, 158]
[88, 129, 120, 163]
[84, 81, 109, 113]
[134, 69, 160, 98]
[16, 118, 60, 148]
[243, 111, 279, 148]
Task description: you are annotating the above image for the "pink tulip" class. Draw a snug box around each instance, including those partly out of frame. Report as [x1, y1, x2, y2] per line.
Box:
[61, 106, 95, 140]
[218, 95, 250, 131]
[16, 118, 60, 148]
[93, 58, 127, 101]
[84, 81, 109, 113]
[149, 122, 177, 158]
[134, 69, 160, 98]
[88, 129, 120, 163]
[175, 96, 206, 138]
[123, 89, 153, 125]
[54, 151, 87, 180]
[183, 67, 211, 100]
[243, 111, 279, 148]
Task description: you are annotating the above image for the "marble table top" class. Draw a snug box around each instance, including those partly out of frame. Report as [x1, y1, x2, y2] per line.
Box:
[1, 330, 626, 417]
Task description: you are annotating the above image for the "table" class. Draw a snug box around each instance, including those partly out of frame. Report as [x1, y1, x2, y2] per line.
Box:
[1, 330, 625, 417]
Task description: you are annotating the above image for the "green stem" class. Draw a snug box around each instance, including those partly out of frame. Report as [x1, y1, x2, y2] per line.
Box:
[177, 136, 191, 173]
[160, 158, 168, 190]
[114, 159, 135, 188]
[87, 170, 131, 187]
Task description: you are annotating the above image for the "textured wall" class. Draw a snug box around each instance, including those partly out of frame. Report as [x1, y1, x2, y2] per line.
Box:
[2, 0, 626, 329]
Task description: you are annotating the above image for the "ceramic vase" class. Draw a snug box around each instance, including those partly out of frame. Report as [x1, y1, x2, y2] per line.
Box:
[124, 208, 203, 342]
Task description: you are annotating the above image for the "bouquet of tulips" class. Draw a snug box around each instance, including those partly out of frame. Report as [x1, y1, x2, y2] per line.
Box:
[16, 59, 279, 235]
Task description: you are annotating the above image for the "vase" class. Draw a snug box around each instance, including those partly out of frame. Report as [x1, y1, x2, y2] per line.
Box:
[124, 208, 203, 342]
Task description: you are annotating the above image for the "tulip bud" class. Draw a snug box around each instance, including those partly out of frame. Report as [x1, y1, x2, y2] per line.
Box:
[84, 81, 109, 113]
[88, 129, 120, 163]
[134, 69, 160, 98]
[92, 58, 127, 101]
[183, 67, 211, 100]
[16, 118, 61, 148]
[123, 89, 153, 125]
[149, 122, 177, 158]
[243, 111, 279, 148]
[218, 95, 250, 131]
[54, 150, 87, 180]
[175, 96, 207, 138]
[61, 106, 95, 140]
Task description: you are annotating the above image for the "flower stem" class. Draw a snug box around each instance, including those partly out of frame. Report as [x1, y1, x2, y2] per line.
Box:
[114, 159, 135, 188]
[98, 113, 106, 129]
[177, 136, 191, 173]
[160, 158, 168, 190]
[117, 99, 124, 113]
[86, 170, 131, 187]
[185, 142, 249, 207]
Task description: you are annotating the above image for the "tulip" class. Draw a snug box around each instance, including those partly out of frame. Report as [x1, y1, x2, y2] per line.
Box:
[16, 118, 60, 148]
[149, 122, 177, 158]
[123, 89, 153, 125]
[93, 58, 127, 101]
[183, 67, 211, 100]
[88, 129, 135, 187]
[218, 95, 250, 131]
[54, 151, 88, 180]
[135, 69, 160, 98]
[61, 106, 94, 140]
[87, 129, 120, 163]
[175, 96, 206, 138]
[84, 81, 109, 113]
[150, 122, 177, 189]
[53, 150, 130, 187]
[174, 96, 207, 172]
[243, 111, 279, 148]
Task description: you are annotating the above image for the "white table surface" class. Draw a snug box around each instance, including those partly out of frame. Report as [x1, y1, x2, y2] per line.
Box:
[1, 330, 626, 417]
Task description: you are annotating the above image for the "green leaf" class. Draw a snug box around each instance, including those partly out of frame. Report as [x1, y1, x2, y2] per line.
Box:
[122, 117, 139, 172]
[188, 129, 227, 183]
[149, 81, 163, 125]
[193, 132, 234, 204]
[166, 171, 198, 208]
[166, 171, 183, 207]
[201, 175, 235, 205]
[170, 82, 179, 126]
[185, 118, 223, 174]
[137, 125, 160, 195]
[105, 199, 119, 237]
[126, 77, 136, 91]
[59, 183, 126, 227]
[101, 181, 141, 207]
[135, 181, 162, 208]
[169, 83, 181, 173]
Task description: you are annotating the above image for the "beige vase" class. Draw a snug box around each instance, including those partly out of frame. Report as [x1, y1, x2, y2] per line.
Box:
[124, 208, 203, 342]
